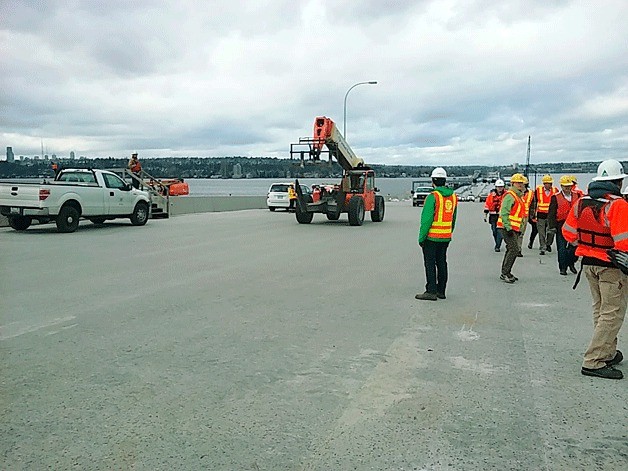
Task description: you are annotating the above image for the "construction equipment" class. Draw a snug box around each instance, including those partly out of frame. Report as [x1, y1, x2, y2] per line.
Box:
[291, 116, 384, 226]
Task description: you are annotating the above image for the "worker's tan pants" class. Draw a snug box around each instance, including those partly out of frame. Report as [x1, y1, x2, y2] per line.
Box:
[583, 266, 628, 369]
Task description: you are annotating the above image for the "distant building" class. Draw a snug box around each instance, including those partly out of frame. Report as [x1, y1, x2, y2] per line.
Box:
[70, 151, 75, 160]
[6, 146, 14, 162]
[52, 154, 57, 160]
[233, 163, 242, 178]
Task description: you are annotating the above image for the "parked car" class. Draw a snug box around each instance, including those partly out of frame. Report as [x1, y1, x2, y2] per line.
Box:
[267, 183, 311, 211]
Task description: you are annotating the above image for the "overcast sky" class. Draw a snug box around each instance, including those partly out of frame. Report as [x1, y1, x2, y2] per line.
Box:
[1, 0, 627, 166]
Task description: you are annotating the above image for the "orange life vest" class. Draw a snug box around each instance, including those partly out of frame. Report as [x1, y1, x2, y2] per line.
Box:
[484, 191, 504, 214]
[497, 190, 525, 232]
[555, 192, 580, 222]
[427, 191, 457, 239]
[130, 159, 141, 173]
[535, 186, 558, 213]
[572, 197, 617, 259]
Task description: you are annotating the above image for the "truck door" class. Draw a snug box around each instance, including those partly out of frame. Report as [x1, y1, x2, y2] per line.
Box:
[102, 173, 135, 215]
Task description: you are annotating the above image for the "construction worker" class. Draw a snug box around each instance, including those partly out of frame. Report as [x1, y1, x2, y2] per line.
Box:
[416, 167, 458, 301]
[51, 161, 61, 178]
[570, 175, 585, 197]
[525, 183, 538, 250]
[562, 159, 628, 379]
[533, 174, 558, 254]
[548, 175, 582, 275]
[288, 183, 297, 211]
[517, 181, 534, 257]
[497, 173, 527, 283]
[483, 179, 506, 252]
[128, 153, 142, 189]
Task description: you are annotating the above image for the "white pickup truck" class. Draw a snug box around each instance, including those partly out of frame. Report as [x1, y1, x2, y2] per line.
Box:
[0, 169, 151, 232]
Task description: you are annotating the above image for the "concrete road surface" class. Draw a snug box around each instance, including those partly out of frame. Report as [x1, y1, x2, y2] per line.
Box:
[1, 202, 626, 470]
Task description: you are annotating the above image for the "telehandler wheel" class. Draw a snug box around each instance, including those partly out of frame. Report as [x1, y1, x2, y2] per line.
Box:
[295, 195, 314, 224]
[348, 196, 365, 226]
[371, 195, 385, 222]
[8, 215, 32, 231]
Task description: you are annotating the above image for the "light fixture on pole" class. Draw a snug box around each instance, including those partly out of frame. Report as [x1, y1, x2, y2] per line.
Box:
[343, 81, 377, 138]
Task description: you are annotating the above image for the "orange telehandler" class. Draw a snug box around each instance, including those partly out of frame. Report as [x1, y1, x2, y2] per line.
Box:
[292, 116, 384, 226]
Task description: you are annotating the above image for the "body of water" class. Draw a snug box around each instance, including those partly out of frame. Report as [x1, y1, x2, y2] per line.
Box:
[185, 173, 597, 198]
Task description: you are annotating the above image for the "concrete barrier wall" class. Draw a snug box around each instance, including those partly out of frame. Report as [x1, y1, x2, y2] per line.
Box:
[0, 196, 268, 227]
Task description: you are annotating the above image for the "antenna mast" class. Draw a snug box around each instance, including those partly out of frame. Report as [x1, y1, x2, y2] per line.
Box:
[524, 136, 531, 178]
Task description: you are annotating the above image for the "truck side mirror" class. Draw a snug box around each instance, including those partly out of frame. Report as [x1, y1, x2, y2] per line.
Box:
[410, 190, 414, 194]
[122, 184, 132, 191]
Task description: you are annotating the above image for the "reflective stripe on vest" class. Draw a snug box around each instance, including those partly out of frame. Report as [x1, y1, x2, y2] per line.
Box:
[427, 191, 457, 239]
[522, 190, 534, 218]
[535, 186, 557, 213]
[575, 197, 615, 250]
[496, 190, 524, 231]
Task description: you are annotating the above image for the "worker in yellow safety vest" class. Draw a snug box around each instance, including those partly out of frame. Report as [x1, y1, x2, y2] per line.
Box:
[497, 173, 527, 283]
[416, 167, 458, 301]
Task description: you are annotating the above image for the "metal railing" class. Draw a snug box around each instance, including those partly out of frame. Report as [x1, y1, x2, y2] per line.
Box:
[107, 168, 170, 216]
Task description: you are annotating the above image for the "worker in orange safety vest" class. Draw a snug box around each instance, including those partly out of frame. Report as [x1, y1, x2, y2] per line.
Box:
[562, 159, 628, 380]
[548, 175, 582, 275]
[483, 179, 506, 252]
[533, 174, 559, 255]
[128, 153, 142, 189]
[497, 173, 527, 283]
[416, 167, 458, 301]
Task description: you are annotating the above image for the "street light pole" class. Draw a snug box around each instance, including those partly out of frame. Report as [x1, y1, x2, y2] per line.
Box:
[343, 81, 377, 138]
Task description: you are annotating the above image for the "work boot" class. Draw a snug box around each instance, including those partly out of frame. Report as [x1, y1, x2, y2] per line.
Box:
[494, 247, 500, 252]
[415, 292, 438, 301]
[606, 350, 623, 367]
[539, 250, 545, 255]
[500, 274, 515, 284]
[560, 269, 568, 275]
[527, 242, 533, 249]
[569, 264, 578, 274]
[546, 245, 552, 252]
[517, 252, 523, 257]
[436, 292, 446, 299]
[581, 366, 623, 380]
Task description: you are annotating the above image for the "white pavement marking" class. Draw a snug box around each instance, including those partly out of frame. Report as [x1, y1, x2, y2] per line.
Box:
[0, 316, 77, 340]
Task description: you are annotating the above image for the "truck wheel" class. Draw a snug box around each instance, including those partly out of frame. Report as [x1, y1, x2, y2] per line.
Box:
[8, 215, 32, 231]
[371, 195, 385, 222]
[296, 195, 314, 224]
[89, 217, 106, 225]
[56, 205, 80, 233]
[269, 207, 276, 212]
[130, 202, 149, 226]
[348, 196, 365, 226]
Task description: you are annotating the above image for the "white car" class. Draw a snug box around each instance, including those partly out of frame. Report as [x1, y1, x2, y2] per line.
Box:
[267, 183, 311, 211]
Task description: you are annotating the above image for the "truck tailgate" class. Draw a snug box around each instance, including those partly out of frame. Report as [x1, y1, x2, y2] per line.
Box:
[0, 184, 43, 208]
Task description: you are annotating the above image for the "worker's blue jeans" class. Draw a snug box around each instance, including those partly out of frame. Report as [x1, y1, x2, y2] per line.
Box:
[555, 224, 578, 271]
[422, 240, 449, 295]
[488, 214, 502, 249]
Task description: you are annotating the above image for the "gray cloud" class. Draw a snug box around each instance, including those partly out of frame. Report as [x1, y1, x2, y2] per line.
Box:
[1, 0, 627, 165]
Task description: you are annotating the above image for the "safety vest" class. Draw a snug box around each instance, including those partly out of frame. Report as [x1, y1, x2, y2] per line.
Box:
[497, 190, 524, 232]
[484, 191, 504, 214]
[535, 186, 557, 213]
[522, 190, 534, 218]
[130, 160, 141, 173]
[288, 186, 297, 200]
[427, 191, 457, 239]
[573, 197, 617, 254]
[555, 192, 580, 222]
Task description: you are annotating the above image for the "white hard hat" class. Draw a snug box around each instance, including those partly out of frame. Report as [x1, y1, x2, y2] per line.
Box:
[495, 179, 505, 187]
[592, 159, 627, 181]
[431, 167, 447, 178]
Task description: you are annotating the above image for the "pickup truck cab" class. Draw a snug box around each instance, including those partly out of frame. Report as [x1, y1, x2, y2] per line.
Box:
[0, 169, 151, 232]
[411, 182, 433, 207]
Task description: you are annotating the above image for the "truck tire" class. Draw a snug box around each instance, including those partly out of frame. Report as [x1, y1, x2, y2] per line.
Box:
[130, 202, 149, 226]
[89, 217, 106, 225]
[56, 205, 80, 233]
[8, 215, 32, 231]
[348, 196, 365, 226]
[371, 195, 385, 222]
[296, 195, 313, 224]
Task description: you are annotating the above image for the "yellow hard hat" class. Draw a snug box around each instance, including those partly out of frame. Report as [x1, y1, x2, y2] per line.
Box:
[569, 175, 578, 184]
[510, 173, 527, 183]
[542, 174, 553, 184]
[559, 175, 574, 186]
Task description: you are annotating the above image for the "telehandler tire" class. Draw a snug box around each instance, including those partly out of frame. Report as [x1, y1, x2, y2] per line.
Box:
[296, 195, 314, 224]
[348, 196, 365, 226]
[371, 195, 385, 222]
